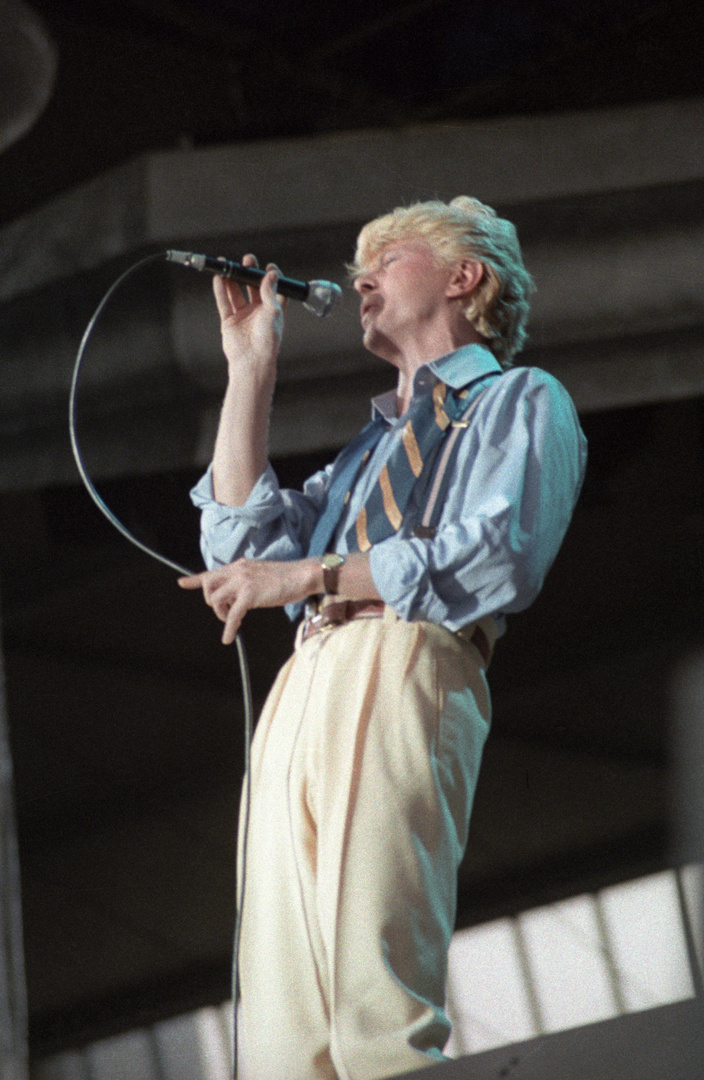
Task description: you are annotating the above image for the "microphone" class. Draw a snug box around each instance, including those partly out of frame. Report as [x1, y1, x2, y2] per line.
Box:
[165, 249, 343, 318]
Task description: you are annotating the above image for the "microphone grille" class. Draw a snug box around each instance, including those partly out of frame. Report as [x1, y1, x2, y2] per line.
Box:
[304, 281, 343, 318]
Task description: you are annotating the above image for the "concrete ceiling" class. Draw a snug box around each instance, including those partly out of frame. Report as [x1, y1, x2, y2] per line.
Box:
[1, 0, 703, 1061]
[1, 0, 703, 227]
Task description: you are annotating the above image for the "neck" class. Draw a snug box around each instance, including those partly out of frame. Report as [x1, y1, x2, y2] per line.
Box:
[392, 328, 486, 415]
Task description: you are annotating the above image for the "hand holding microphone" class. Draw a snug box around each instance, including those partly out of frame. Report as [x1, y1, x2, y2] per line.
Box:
[208, 254, 290, 382]
[166, 248, 342, 317]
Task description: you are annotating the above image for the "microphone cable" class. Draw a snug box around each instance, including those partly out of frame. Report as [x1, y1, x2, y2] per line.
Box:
[69, 252, 252, 1080]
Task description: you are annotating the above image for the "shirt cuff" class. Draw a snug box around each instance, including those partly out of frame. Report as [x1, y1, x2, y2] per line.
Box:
[368, 536, 449, 626]
[190, 463, 286, 524]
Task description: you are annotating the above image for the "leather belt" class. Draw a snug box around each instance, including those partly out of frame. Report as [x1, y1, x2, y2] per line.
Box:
[300, 599, 385, 642]
[300, 599, 493, 666]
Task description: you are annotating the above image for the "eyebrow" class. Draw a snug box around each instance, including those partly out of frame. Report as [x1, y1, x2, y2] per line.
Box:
[362, 243, 410, 269]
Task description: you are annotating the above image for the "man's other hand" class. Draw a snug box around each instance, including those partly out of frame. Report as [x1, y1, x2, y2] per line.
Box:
[178, 558, 320, 644]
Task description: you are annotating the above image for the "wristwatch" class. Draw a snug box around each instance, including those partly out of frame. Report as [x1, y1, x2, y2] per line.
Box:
[320, 552, 345, 595]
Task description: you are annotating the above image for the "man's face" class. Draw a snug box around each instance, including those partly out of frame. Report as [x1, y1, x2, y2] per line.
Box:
[353, 239, 456, 362]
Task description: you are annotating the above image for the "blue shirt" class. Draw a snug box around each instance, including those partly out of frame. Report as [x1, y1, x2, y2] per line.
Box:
[191, 344, 587, 633]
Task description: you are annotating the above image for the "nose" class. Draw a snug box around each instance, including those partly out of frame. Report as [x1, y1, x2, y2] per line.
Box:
[353, 269, 376, 294]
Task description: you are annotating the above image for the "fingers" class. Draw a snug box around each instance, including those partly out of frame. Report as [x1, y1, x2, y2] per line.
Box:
[177, 574, 205, 589]
[222, 603, 245, 645]
[241, 253, 262, 309]
[177, 568, 246, 645]
[212, 274, 239, 319]
[212, 253, 260, 317]
[259, 263, 282, 309]
[212, 254, 286, 323]
[179, 558, 307, 645]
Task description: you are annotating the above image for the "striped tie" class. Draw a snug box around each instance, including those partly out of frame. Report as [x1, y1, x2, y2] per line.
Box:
[305, 417, 388, 559]
[345, 379, 485, 552]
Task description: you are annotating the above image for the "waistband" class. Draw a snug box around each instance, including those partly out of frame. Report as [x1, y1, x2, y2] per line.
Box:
[300, 597, 497, 667]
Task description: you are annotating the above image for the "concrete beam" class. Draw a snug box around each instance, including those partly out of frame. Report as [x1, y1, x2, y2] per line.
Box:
[143, 97, 704, 241]
[4, 212, 704, 407]
[2, 96, 704, 304]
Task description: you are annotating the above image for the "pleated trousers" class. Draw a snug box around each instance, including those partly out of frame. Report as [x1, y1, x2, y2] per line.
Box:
[236, 605, 491, 1080]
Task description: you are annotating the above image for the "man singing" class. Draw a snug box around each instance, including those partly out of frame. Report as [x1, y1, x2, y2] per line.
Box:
[179, 196, 587, 1079]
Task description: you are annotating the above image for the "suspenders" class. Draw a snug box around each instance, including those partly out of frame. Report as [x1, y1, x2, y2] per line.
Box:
[412, 385, 492, 539]
[346, 373, 500, 550]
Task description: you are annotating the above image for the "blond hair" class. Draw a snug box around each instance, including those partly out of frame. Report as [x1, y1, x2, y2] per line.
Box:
[349, 196, 534, 365]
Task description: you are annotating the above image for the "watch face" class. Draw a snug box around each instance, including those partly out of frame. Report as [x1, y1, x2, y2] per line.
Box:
[321, 552, 344, 594]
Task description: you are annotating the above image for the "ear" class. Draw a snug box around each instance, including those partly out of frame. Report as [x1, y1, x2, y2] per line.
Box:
[446, 259, 484, 299]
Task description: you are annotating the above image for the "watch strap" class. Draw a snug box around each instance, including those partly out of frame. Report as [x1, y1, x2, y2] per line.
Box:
[321, 553, 344, 594]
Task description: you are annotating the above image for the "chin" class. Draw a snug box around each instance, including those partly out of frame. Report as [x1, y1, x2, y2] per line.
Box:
[361, 329, 381, 355]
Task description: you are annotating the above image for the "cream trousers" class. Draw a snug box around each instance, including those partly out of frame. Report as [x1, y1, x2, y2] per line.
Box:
[236, 607, 491, 1080]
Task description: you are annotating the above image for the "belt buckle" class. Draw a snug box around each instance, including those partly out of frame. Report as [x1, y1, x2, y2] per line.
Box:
[307, 611, 327, 636]
[301, 610, 323, 643]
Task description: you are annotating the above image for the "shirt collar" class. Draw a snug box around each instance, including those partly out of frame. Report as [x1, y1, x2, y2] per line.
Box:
[370, 388, 398, 423]
[370, 343, 503, 422]
[426, 343, 503, 388]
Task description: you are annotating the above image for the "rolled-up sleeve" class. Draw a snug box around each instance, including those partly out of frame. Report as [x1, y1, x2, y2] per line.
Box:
[367, 367, 587, 630]
[190, 462, 332, 570]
